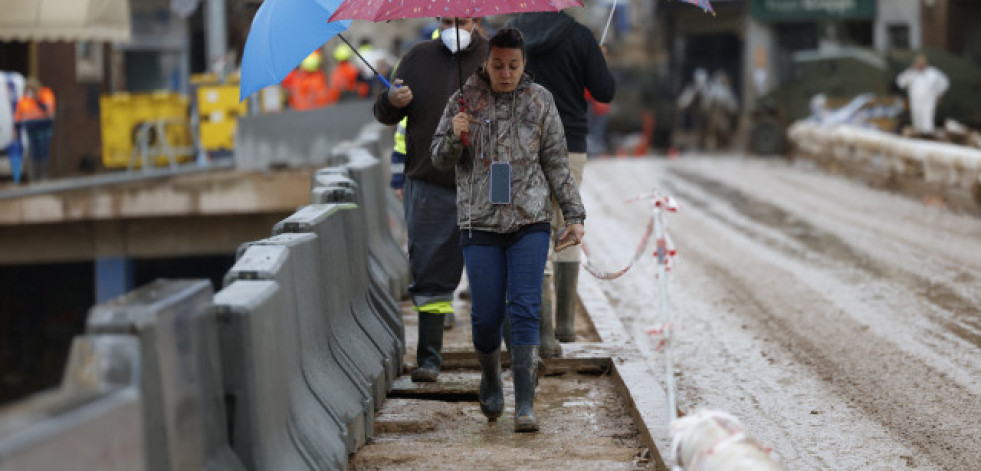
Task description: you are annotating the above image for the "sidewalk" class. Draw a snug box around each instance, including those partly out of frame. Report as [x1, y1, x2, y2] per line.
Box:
[349, 275, 669, 470]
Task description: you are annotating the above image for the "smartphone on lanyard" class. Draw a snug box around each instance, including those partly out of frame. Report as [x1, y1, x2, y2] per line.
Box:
[489, 162, 511, 204]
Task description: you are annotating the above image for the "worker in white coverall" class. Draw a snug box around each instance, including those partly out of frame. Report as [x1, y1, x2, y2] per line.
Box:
[896, 54, 949, 136]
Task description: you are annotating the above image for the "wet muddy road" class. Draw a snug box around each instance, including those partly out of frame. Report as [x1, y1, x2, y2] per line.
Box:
[581, 156, 981, 470]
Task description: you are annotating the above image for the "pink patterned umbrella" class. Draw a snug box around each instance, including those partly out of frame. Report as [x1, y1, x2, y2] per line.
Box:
[329, 0, 583, 22]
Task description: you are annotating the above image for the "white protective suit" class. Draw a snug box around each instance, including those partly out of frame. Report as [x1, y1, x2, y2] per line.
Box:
[0, 71, 25, 149]
[896, 65, 950, 134]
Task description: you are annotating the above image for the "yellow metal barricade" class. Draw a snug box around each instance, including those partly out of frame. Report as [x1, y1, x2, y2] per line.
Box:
[192, 73, 249, 154]
[100, 92, 194, 169]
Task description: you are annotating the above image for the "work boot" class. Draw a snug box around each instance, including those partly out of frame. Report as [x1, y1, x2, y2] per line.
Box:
[554, 262, 580, 342]
[443, 311, 455, 330]
[411, 312, 443, 382]
[539, 274, 562, 358]
[476, 347, 504, 421]
[511, 344, 540, 433]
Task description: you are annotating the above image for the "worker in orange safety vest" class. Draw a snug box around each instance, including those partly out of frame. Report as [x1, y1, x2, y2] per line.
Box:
[329, 44, 369, 102]
[281, 50, 330, 110]
[14, 77, 56, 181]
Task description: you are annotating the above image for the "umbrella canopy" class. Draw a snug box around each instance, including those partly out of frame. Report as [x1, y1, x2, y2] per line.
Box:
[239, 0, 351, 101]
[601, 0, 714, 44]
[676, 0, 714, 14]
[330, 0, 583, 22]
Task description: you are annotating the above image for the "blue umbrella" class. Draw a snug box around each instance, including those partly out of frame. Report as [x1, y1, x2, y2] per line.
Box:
[239, 0, 351, 101]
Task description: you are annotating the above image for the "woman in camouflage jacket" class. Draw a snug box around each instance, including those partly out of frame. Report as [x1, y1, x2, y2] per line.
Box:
[430, 28, 585, 433]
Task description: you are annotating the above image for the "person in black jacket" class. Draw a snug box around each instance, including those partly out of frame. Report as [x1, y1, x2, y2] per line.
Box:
[373, 17, 487, 382]
[507, 11, 615, 358]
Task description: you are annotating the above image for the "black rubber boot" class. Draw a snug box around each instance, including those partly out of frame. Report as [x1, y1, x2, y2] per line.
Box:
[411, 312, 443, 382]
[476, 347, 503, 421]
[539, 274, 562, 358]
[554, 262, 580, 342]
[511, 344, 540, 433]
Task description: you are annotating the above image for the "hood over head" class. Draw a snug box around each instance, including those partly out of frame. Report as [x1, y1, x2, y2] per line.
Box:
[509, 12, 576, 55]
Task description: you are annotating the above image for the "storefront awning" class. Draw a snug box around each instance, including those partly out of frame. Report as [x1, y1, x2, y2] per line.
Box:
[0, 0, 131, 42]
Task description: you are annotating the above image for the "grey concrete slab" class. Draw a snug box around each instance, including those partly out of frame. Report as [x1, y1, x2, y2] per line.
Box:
[272, 205, 398, 395]
[225, 240, 371, 454]
[234, 101, 374, 171]
[335, 147, 411, 299]
[0, 335, 145, 471]
[214, 279, 343, 470]
[310, 175, 405, 358]
[85, 280, 245, 471]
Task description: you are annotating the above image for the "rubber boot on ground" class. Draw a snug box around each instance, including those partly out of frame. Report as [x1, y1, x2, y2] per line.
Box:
[411, 312, 443, 382]
[476, 347, 504, 421]
[554, 262, 580, 342]
[539, 274, 562, 358]
[511, 344, 540, 433]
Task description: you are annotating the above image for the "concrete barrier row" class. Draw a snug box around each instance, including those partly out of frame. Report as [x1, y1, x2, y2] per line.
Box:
[216, 131, 407, 470]
[0, 125, 410, 471]
[788, 122, 981, 213]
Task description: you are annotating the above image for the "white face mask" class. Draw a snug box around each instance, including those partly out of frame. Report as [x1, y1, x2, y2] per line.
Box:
[441, 26, 473, 54]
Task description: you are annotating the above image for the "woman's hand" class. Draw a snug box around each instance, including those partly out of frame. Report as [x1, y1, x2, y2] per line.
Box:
[556, 223, 585, 251]
[452, 112, 472, 138]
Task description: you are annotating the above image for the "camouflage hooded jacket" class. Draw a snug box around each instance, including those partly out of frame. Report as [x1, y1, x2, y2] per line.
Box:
[431, 70, 585, 234]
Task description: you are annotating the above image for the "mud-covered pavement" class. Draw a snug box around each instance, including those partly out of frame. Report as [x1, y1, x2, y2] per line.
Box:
[350, 298, 652, 470]
[583, 156, 981, 470]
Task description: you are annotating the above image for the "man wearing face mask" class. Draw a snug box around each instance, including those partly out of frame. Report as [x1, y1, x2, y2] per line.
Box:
[374, 17, 486, 382]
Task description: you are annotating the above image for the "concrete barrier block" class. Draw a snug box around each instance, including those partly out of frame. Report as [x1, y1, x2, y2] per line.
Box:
[385, 188, 408, 249]
[272, 205, 399, 395]
[234, 101, 373, 171]
[0, 335, 145, 471]
[354, 122, 386, 161]
[85, 279, 245, 471]
[336, 147, 410, 299]
[213, 279, 345, 470]
[225, 241, 371, 453]
[310, 175, 405, 357]
[324, 156, 400, 298]
[310, 166, 352, 194]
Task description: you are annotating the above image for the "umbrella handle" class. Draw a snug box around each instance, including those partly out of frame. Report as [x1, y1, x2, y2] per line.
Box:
[459, 96, 469, 147]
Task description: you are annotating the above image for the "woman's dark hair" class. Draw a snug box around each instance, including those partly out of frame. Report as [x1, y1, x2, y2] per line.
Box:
[487, 28, 525, 59]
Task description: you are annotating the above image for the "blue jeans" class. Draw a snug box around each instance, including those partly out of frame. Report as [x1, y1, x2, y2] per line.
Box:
[463, 231, 549, 354]
[23, 120, 53, 180]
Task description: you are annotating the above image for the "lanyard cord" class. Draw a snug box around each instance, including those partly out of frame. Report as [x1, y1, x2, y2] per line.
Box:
[483, 90, 516, 164]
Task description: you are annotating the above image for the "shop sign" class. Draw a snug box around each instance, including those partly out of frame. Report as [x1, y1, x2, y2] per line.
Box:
[751, 0, 876, 21]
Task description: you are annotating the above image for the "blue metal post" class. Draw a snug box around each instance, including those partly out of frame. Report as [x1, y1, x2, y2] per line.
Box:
[95, 257, 134, 302]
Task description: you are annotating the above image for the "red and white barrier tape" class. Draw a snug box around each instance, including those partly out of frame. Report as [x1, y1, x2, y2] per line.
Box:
[580, 192, 679, 280]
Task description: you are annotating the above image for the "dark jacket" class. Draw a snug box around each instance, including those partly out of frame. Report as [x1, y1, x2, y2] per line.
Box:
[431, 71, 585, 233]
[508, 12, 615, 153]
[373, 35, 488, 189]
